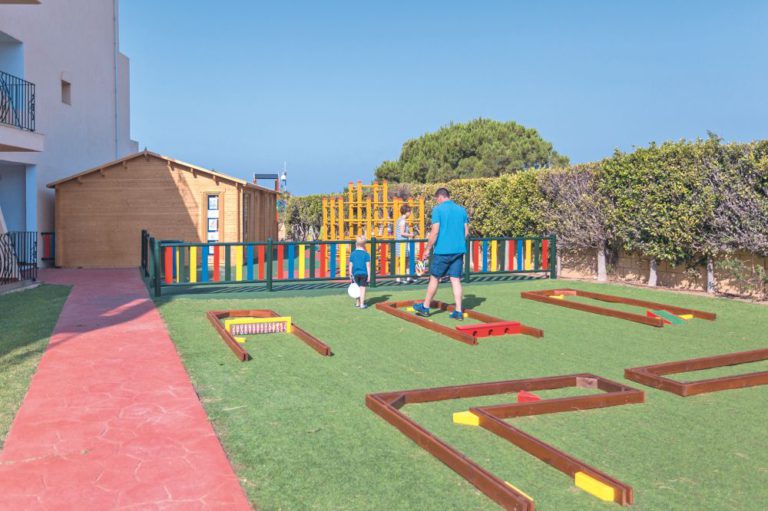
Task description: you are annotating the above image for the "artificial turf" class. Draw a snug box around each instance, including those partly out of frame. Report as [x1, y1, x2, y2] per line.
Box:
[156, 279, 768, 510]
[0, 284, 70, 448]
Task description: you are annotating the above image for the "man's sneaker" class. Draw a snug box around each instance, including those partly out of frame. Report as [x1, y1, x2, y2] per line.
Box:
[359, 304, 368, 309]
[412, 302, 430, 317]
[449, 310, 464, 320]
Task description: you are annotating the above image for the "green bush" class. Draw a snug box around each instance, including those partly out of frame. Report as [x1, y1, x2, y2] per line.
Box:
[284, 194, 325, 241]
[600, 141, 715, 265]
[287, 138, 768, 295]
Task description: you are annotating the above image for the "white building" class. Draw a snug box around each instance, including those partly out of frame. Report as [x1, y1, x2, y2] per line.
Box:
[0, 0, 137, 237]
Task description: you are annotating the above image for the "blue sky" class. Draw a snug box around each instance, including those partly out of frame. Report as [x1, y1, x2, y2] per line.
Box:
[120, 1, 768, 195]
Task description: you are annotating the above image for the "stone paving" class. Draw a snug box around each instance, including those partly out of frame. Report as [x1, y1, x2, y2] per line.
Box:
[0, 269, 252, 510]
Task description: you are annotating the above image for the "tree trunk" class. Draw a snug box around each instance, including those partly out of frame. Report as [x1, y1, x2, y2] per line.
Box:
[706, 255, 716, 294]
[596, 242, 608, 282]
[648, 258, 658, 287]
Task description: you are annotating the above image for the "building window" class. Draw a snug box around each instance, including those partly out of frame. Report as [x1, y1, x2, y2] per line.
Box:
[206, 194, 219, 242]
[61, 80, 72, 105]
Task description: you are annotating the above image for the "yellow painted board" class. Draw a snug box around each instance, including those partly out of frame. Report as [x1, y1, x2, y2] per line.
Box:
[189, 246, 197, 283]
[298, 244, 306, 279]
[574, 472, 615, 502]
[366, 197, 373, 237]
[679, 314, 694, 320]
[418, 196, 425, 237]
[340, 243, 348, 277]
[224, 316, 292, 332]
[329, 198, 337, 240]
[551, 294, 565, 300]
[235, 245, 243, 281]
[452, 411, 480, 426]
[504, 482, 534, 502]
[525, 240, 533, 270]
[235, 336, 246, 344]
[490, 240, 498, 271]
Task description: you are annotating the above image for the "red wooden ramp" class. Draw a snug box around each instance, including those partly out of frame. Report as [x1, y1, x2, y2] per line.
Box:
[456, 321, 522, 338]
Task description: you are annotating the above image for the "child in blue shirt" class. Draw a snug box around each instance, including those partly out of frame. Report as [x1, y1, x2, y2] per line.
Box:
[348, 235, 371, 308]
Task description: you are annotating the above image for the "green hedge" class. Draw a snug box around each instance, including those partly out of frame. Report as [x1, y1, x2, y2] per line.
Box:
[285, 139, 768, 267]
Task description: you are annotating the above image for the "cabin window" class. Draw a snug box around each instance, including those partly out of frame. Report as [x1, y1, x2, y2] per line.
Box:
[206, 194, 219, 242]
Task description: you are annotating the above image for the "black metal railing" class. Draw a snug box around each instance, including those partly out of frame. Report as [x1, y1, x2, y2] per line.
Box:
[0, 231, 38, 285]
[0, 70, 36, 132]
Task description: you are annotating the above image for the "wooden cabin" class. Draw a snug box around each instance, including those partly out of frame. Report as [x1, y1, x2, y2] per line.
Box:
[47, 150, 278, 268]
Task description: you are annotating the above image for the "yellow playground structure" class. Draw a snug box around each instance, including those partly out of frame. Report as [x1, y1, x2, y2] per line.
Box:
[321, 181, 426, 241]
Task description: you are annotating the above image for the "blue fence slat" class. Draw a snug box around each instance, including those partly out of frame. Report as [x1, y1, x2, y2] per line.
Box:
[287, 244, 295, 279]
[516, 239, 524, 271]
[201, 245, 209, 282]
[330, 243, 337, 277]
[246, 245, 254, 280]
[482, 240, 488, 273]
[409, 239, 416, 275]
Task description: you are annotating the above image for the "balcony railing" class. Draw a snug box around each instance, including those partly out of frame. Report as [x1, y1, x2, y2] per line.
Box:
[0, 70, 35, 132]
[0, 231, 38, 285]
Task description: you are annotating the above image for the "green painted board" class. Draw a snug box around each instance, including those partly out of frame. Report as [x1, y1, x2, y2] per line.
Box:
[652, 309, 686, 325]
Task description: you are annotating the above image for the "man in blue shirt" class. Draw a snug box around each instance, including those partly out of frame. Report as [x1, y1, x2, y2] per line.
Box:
[413, 188, 468, 319]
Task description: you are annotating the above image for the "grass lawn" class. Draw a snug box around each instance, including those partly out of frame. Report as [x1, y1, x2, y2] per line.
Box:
[156, 279, 768, 511]
[0, 284, 70, 447]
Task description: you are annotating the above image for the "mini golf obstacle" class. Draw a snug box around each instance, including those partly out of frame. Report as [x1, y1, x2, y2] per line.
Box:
[375, 300, 543, 344]
[366, 374, 644, 510]
[207, 310, 333, 361]
[521, 288, 716, 328]
[625, 348, 768, 396]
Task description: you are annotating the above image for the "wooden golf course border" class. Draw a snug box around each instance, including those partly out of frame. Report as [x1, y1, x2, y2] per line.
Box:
[520, 288, 716, 327]
[207, 310, 333, 361]
[625, 348, 768, 396]
[366, 374, 644, 510]
[375, 300, 543, 344]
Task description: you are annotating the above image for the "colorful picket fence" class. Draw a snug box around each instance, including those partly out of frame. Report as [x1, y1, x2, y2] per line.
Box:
[141, 231, 556, 296]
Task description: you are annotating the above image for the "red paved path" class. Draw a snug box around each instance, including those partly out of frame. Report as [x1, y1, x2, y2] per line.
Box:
[0, 269, 252, 511]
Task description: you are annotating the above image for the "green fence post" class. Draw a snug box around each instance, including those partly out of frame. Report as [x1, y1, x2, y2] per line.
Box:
[309, 242, 316, 279]
[148, 236, 154, 284]
[266, 238, 273, 291]
[370, 238, 377, 288]
[140, 230, 146, 276]
[464, 238, 471, 283]
[152, 238, 162, 297]
[388, 240, 395, 277]
[534, 238, 541, 271]
[225, 245, 231, 281]
[549, 235, 557, 279]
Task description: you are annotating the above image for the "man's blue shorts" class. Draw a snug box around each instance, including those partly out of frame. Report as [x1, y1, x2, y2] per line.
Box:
[430, 253, 464, 279]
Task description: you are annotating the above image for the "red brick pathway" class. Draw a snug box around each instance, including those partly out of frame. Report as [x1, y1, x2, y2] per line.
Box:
[0, 269, 252, 510]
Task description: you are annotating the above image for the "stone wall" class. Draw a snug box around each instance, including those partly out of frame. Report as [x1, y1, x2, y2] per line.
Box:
[559, 248, 767, 298]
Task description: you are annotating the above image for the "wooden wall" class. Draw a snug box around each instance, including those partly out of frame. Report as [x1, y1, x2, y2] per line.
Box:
[243, 187, 278, 242]
[54, 154, 276, 267]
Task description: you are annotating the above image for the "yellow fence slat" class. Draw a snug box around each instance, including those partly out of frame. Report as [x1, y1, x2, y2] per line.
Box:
[340, 243, 348, 277]
[298, 244, 306, 279]
[189, 246, 197, 283]
[235, 245, 243, 281]
[398, 241, 406, 275]
[525, 240, 532, 270]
